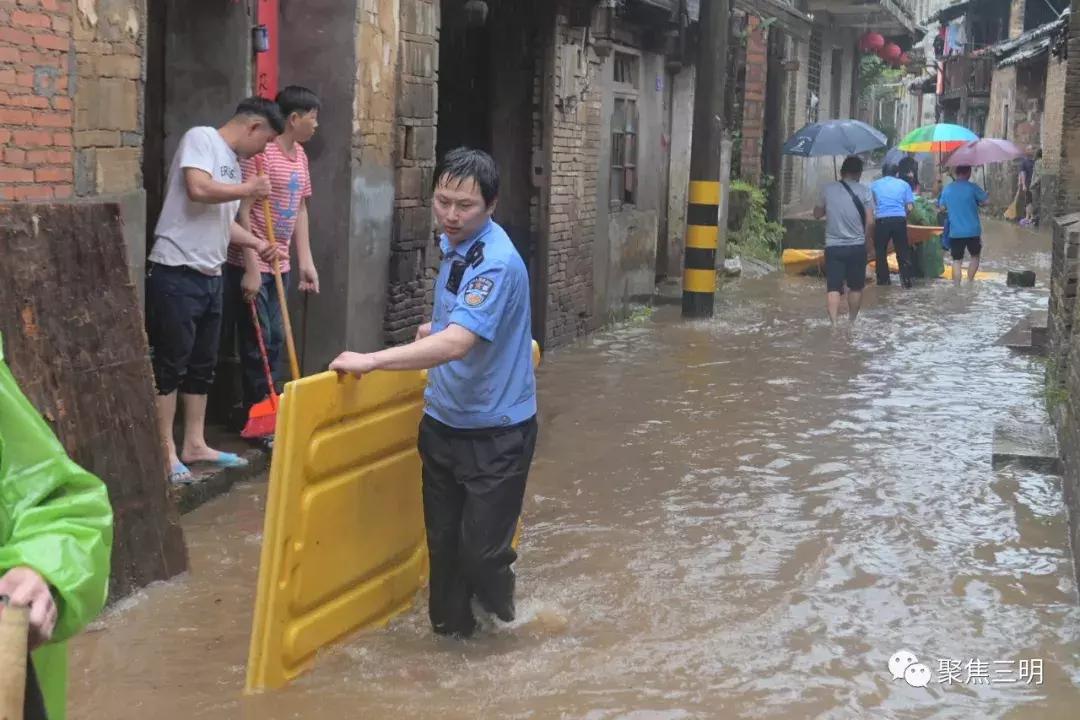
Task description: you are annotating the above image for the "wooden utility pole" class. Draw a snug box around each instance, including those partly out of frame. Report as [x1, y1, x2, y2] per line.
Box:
[682, 0, 730, 319]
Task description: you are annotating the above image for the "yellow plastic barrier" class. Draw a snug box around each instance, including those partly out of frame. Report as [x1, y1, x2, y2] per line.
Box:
[247, 340, 541, 692]
[782, 248, 825, 275]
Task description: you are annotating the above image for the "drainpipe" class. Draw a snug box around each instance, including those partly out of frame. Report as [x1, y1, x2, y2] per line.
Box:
[254, 0, 279, 98]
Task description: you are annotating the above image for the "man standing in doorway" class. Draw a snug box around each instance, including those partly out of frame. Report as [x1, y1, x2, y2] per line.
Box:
[228, 86, 322, 448]
[147, 98, 285, 484]
[871, 164, 916, 288]
[938, 165, 989, 285]
[814, 155, 874, 325]
[330, 148, 538, 637]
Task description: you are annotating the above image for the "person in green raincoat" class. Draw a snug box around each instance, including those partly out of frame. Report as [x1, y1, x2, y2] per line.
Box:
[0, 332, 113, 720]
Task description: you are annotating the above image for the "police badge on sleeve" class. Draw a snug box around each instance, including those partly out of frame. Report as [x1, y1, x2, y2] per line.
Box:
[463, 276, 495, 307]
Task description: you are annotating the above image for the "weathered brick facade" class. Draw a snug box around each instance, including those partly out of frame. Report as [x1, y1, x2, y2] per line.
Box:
[739, 15, 767, 183]
[544, 11, 601, 345]
[0, 0, 76, 201]
[1056, 5, 1080, 216]
[1047, 213, 1080, 580]
[0, 0, 143, 201]
[73, 0, 143, 199]
[386, 0, 438, 346]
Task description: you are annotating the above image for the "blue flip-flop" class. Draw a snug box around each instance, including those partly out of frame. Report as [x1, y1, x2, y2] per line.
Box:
[169, 462, 194, 485]
[208, 452, 249, 469]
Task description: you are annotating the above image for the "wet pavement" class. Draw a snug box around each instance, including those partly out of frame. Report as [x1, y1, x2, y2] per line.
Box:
[70, 222, 1079, 719]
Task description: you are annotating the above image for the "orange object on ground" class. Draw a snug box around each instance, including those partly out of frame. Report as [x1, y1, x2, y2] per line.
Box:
[241, 300, 279, 439]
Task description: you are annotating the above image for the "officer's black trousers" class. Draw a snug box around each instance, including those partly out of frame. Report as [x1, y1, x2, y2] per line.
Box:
[418, 414, 539, 637]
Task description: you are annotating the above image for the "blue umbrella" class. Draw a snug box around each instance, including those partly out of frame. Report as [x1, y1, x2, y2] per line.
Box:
[782, 120, 888, 157]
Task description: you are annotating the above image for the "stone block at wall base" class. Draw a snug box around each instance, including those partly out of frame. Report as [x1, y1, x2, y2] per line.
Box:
[782, 218, 824, 249]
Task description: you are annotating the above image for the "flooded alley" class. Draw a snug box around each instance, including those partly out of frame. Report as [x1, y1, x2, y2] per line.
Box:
[70, 222, 1079, 719]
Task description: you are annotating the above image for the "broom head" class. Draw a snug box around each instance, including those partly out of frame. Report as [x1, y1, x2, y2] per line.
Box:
[241, 395, 278, 439]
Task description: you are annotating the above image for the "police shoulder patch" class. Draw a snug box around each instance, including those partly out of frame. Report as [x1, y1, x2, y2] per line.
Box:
[463, 276, 495, 307]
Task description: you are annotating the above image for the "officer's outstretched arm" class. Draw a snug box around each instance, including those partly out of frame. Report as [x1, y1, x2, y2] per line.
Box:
[331, 324, 478, 377]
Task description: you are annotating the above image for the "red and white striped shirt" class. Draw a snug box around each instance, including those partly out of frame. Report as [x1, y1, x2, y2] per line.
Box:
[227, 140, 313, 274]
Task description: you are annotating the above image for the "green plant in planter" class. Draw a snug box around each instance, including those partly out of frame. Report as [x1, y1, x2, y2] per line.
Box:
[728, 180, 785, 264]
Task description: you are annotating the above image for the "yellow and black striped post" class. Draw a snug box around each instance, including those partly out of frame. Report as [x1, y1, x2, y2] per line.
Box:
[682, 180, 721, 318]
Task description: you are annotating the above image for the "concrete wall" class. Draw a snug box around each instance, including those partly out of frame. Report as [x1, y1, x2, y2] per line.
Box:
[162, 1, 249, 172]
[663, 66, 694, 280]
[780, 36, 809, 212]
[786, 28, 856, 215]
[985, 65, 1018, 208]
[278, 0, 367, 371]
[1041, 52, 1066, 219]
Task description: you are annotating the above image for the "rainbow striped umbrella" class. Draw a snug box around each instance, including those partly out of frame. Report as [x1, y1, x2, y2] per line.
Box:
[897, 123, 978, 154]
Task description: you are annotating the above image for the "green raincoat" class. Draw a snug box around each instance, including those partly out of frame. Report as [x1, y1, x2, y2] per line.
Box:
[0, 333, 113, 720]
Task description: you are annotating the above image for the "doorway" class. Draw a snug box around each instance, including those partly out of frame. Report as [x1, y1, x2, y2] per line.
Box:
[437, 0, 547, 337]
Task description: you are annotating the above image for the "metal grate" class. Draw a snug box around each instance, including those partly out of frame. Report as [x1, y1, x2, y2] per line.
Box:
[806, 27, 822, 122]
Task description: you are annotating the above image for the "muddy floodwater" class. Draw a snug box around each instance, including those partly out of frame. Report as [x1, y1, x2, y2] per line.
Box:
[71, 223, 1079, 719]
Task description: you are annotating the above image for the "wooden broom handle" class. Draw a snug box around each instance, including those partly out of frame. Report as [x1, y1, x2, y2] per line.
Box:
[0, 600, 29, 720]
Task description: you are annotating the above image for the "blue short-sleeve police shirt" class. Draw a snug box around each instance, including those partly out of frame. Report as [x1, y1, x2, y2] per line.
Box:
[426, 219, 537, 430]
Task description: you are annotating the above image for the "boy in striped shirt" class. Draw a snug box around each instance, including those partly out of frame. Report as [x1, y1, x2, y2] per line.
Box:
[226, 86, 321, 444]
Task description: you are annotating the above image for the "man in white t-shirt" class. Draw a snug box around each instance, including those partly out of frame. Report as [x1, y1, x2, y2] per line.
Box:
[147, 97, 284, 484]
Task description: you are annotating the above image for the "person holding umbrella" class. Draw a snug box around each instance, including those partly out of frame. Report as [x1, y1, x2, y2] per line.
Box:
[940, 138, 1022, 284]
[813, 156, 874, 325]
[938, 165, 988, 285]
[783, 121, 885, 324]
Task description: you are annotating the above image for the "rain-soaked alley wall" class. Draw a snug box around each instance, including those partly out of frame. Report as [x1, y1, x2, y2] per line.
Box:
[1047, 213, 1080, 579]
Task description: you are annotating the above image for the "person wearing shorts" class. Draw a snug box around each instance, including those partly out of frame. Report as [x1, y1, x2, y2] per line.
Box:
[814, 155, 874, 325]
[147, 98, 284, 484]
[937, 165, 988, 285]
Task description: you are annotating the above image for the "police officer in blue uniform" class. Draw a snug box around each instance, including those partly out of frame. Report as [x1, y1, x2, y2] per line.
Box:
[330, 148, 538, 637]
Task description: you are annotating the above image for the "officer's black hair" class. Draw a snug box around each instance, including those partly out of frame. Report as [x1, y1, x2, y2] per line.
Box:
[234, 96, 285, 134]
[433, 147, 500, 207]
[275, 85, 320, 119]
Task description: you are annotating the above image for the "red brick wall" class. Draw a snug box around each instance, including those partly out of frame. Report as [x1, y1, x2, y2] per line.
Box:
[0, 0, 74, 202]
[740, 16, 766, 183]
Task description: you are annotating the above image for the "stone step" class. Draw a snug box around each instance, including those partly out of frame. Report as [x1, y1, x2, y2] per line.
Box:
[998, 310, 1050, 355]
[992, 421, 1062, 474]
[1030, 309, 1049, 350]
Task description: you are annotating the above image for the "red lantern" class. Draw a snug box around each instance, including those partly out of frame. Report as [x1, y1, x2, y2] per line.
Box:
[879, 43, 902, 62]
[899, 52, 912, 66]
[861, 32, 885, 53]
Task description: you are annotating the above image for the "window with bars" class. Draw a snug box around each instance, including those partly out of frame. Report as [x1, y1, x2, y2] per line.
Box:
[611, 96, 638, 206]
[806, 28, 822, 122]
[610, 48, 640, 208]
